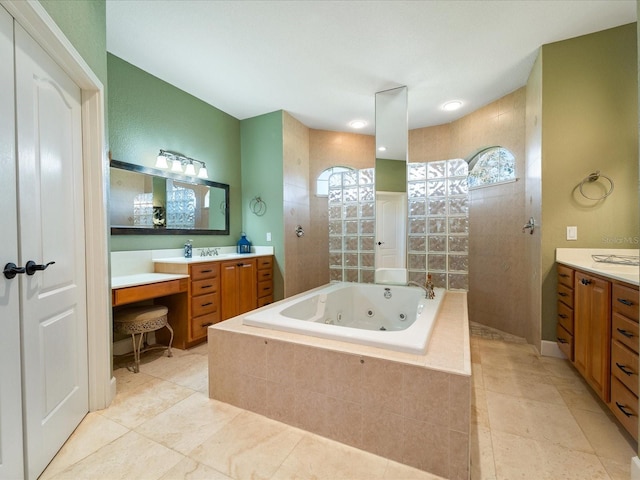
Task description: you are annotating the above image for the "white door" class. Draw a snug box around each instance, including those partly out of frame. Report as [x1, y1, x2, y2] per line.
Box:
[15, 22, 88, 480]
[0, 7, 25, 479]
[375, 192, 407, 268]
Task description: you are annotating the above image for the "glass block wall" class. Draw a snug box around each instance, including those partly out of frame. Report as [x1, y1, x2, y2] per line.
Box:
[407, 160, 469, 290]
[328, 168, 376, 283]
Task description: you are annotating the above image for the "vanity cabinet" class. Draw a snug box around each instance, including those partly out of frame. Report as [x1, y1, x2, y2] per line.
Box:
[221, 258, 257, 320]
[573, 271, 611, 401]
[556, 262, 639, 440]
[556, 264, 574, 360]
[609, 282, 639, 440]
[257, 256, 274, 307]
[155, 261, 221, 349]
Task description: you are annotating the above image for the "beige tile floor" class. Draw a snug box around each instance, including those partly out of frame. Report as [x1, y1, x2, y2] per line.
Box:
[40, 327, 637, 480]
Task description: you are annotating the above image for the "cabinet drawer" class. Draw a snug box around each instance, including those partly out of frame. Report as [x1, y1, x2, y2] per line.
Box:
[557, 283, 573, 308]
[191, 312, 220, 340]
[192, 277, 219, 296]
[557, 264, 574, 288]
[190, 263, 220, 281]
[612, 312, 639, 354]
[257, 268, 273, 282]
[257, 256, 273, 270]
[257, 280, 273, 298]
[612, 340, 639, 396]
[557, 301, 574, 334]
[113, 278, 187, 306]
[191, 293, 218, 317]
[611, 376, 638, 440]
[257, 295, 274, 307]
[556, 324, 573, 361]
[612, 283, 639, 322]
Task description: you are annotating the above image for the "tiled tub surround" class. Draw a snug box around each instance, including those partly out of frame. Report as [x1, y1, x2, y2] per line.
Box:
[209, 288, 471, 479]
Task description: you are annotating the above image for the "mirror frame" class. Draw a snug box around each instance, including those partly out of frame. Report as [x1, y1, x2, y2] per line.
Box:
[110, 159, 230, 236]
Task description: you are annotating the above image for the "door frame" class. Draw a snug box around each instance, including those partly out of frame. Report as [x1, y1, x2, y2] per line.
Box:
[2, 0, 112, 409]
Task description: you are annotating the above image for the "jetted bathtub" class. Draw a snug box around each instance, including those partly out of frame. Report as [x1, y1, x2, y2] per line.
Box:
[243, 282, 445, 354]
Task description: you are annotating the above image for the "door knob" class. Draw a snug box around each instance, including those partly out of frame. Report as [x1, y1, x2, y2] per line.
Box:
[377, 241, 385, 246]
[25, 260, 55, 276]
[3, 262, 26, 279]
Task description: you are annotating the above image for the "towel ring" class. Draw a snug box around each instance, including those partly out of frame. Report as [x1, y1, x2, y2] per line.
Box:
[578, 171, 614, 200]
[249, 196, 267, 216]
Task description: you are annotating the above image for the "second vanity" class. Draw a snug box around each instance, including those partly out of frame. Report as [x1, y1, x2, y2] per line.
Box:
[111, 247, 274, 350]
[556, 248, 639, 440]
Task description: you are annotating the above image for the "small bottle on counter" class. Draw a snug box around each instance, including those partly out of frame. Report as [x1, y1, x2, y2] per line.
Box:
[184, 239, 193, 258]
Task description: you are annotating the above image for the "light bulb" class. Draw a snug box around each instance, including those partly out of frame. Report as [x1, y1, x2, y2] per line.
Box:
[171, 159, 183, 172]
[197, 165, 208, 179]
[155, 153, 169, 169]
[184, 161, 196, 176]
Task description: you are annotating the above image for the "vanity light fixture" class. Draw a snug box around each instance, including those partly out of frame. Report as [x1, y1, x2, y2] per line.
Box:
[442, 100, 463, 112]
[349, 120, 367, 129]
[155, 149, 209, 179]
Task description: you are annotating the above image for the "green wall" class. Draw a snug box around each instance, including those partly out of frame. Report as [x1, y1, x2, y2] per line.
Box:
[541, 24, 639, 341]
[375, 158, 407, 192]
[39, 0, 107, 87]
[107, 54, 242, 251]
[240, 111, 285, 300]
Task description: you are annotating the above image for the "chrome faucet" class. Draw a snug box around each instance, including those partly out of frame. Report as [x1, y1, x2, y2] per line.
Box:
[199, 247, 219, 257]
[408, 280, 435, 299]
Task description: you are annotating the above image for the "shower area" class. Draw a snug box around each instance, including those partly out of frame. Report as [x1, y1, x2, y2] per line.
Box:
[328, 159, 469, 290]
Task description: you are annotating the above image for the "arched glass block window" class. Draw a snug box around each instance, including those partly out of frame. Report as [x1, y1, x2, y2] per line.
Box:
[316, 166, 354, 196]
[467, 146, 516, 189]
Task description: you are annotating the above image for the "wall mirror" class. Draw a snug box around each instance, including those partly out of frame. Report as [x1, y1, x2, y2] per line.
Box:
[375, 86, 408, 275]
[110, 159, 230, 235]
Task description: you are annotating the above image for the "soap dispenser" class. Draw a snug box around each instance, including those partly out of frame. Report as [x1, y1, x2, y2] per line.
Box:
[237, 233, 251, 254]
[184, 239, 193, 258]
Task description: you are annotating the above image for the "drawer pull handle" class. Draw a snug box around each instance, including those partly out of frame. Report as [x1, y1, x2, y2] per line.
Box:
[558, 313, 568, 319]
[616, 328, 634, 338]
[201, 284, 213, 289]
[201, 269, 213, 273]
[558, 292, 568, 297]
[201, 302, 213, 307]
[615, 402, 635, 418]
[557, 337, 568, 344]
[580, 278, 592, 285]
[201, 322, 214, 328]
[616, 363, 635, 376]
[617, 298, 634, 307]
[559, 273, 569, 278]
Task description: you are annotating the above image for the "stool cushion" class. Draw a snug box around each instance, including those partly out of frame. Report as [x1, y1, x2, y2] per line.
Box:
[114, 305, 169, 335]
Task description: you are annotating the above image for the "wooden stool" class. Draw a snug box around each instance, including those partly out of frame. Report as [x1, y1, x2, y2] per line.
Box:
[113, 305, 173, 373]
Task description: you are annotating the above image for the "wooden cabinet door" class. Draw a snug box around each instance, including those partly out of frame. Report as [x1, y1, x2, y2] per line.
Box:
[221, 259, 257, 319]
[574, 272, 611, 401]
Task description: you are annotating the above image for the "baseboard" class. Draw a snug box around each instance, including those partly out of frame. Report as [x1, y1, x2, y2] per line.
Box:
[541, 340, 567, 359]
[631, 456, 640, 480]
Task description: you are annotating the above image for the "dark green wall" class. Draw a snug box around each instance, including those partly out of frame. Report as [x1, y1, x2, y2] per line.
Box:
[240, 111, 285, 300]
[39, 0, 107, 86]
[107, 54, 242, 251]
[375, 158, 407, 192]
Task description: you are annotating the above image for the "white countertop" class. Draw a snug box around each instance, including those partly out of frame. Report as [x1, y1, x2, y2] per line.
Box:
[556, 248, 639, 286]
[112, 273, 189, 289]
[153, 252, 268, 264]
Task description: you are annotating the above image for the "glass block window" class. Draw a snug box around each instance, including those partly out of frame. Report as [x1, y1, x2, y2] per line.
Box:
[407, 160, 468, 291]
[316, 166, 354, 197]
[328, 168, 375, 283]
[467, 146, 516, 189]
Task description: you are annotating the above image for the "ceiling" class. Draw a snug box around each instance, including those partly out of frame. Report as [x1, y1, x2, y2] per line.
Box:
[106, 1, 636, 135]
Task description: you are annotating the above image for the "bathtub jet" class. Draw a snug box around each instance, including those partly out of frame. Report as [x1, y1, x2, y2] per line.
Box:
[243, 282, 445, 354]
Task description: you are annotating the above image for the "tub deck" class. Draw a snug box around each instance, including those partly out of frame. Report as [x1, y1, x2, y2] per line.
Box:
[208, 288, 471, 479]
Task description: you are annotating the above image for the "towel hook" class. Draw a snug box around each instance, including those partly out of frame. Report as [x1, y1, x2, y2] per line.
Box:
[578, 171, 614, 200]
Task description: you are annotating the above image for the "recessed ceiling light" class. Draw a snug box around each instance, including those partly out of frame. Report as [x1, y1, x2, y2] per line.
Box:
[349, 120, 367, 129]
[442, 100, 463, 111]
[378, 146, 387, 152]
